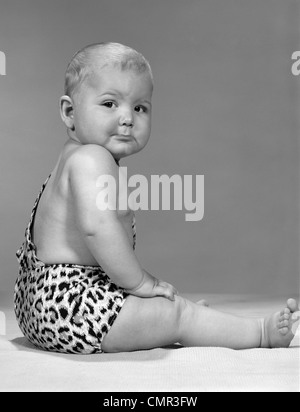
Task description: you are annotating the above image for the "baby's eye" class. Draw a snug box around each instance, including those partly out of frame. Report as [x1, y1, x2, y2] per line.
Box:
[102, 101, 117, 109]
[134, 105, 147, 114]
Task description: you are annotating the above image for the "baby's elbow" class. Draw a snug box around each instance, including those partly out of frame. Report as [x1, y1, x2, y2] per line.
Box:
[82, 228, 97, 238]
[79, 223, 97, 238]
[78, 213, 120, 238]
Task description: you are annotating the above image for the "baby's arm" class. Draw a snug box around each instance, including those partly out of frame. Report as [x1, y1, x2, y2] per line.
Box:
[69, 145, 177, 301]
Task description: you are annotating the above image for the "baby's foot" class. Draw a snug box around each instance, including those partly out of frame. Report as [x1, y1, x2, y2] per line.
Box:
[196, 299, 209, 307]
[261, 299, 300, 348]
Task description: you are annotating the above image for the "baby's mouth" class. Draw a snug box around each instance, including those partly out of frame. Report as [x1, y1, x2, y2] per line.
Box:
[114, 134, 134, 142]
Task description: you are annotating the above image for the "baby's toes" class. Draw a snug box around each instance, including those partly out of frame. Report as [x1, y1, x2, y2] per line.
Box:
[277, 315, 291, 336]
[283, 313, 290, 321]
[287, 298, 299, 313]
[279, 319, 289, 328]
[279, 326, 289, 336]
[279, 309, 290, 322]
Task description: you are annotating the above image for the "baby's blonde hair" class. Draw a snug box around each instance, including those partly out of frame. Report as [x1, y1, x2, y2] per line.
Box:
[64, 42, 153, 98]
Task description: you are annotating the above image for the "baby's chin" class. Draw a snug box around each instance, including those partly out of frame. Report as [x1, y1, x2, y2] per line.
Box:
[109, 142, 143, 160]
[111, 150, 136, 161]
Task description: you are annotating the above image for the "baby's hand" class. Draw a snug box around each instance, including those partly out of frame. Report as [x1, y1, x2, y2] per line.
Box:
[126, 269, 179, 301]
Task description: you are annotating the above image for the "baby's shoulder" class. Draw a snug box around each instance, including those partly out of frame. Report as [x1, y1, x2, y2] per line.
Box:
[68, 144, 117, 176]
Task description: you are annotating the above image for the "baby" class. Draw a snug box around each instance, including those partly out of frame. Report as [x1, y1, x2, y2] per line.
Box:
[15, 42, 299, 354]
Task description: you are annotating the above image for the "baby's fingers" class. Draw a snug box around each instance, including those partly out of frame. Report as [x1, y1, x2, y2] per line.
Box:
[172, 286, 179, 296]
[154, 283, 177, 301]
[162, 281, 179, 297]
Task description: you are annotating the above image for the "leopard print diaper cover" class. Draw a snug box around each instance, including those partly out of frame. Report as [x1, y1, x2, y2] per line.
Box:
[14, 176, 135, 354]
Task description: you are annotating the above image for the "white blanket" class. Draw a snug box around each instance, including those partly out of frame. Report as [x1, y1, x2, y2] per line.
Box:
[1, 293, 299, 392]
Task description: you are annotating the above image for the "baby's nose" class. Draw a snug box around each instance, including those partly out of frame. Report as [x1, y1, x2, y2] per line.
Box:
[119, 109, 134, 127]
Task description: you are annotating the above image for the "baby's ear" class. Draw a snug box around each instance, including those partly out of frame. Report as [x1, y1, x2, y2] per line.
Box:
[60, 95, 75, 130]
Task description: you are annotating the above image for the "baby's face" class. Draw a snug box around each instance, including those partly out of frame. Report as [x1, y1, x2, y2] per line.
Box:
[71, 65, 153, 161]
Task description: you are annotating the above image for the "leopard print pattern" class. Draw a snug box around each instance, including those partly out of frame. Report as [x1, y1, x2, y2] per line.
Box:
[14, 176, 135, 354]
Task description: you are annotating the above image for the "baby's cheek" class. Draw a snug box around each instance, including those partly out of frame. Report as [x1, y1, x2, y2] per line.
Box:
[138, 125, 151, 145]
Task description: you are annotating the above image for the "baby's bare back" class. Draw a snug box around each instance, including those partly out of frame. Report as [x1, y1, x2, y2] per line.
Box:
[33, 141, 134, 266]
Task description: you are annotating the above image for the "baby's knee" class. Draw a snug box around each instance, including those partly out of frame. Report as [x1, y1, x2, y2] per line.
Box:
[153, 295, 187, 331]
[173, 295, 190, 327]
[173, 295, 198, 333]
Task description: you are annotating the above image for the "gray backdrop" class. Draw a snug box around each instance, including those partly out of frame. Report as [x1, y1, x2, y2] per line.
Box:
[0, 0, 299, 295]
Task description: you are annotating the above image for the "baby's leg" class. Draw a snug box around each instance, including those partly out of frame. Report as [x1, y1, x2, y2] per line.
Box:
[102, 295, 299, 352]
[102, 295, 187, 352]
